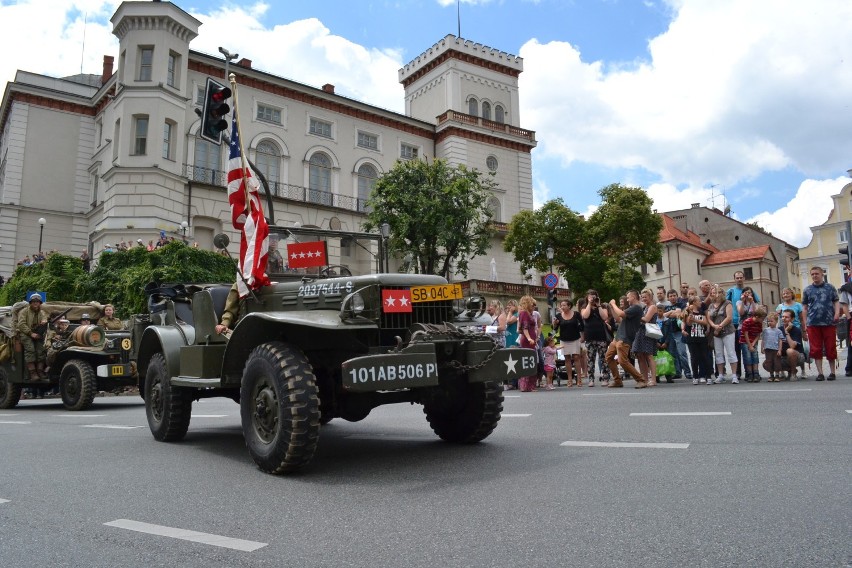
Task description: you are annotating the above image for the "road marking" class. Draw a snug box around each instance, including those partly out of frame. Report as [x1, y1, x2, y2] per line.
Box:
[191, 414, 228, 418]
[0, 498, 10, 504]
[345, 434, 433, 442]
[104, 519, 267, 552]
[560, 441, 690, 449]
[0, 413, 20, 416]
[503, 395, 521, 398]
[583, 392, 639, 396]
[53, 414, 106, 417]
[727, 389, 812, 393]
[630, 412, 731, 416]
[81, 424, 144, 430]
[846, 410, 852, 414]
[0, 421, 31, 425]
[502, 413, 531, 417]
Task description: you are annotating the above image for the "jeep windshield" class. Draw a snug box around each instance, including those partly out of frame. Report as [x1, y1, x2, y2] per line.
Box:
[266, 226, 387, 279]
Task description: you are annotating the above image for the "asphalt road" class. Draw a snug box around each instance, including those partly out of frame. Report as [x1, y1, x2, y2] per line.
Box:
[1, 376, 850, 568]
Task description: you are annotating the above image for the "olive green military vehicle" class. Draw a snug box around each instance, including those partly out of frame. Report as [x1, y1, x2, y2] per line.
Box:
[133, 226, 536, 474]
[0, 302, 135, 411]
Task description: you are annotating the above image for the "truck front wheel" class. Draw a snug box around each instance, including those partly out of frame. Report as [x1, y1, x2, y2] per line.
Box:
[145, 353, 191, 441]
[240, 342, 320, 474]
[423, 380, 503, 443]
[60, 359, 97, 411]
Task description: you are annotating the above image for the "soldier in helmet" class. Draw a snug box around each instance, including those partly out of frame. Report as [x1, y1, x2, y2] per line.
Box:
[44, 318, 72, 371]
[17, 294, 48, 380]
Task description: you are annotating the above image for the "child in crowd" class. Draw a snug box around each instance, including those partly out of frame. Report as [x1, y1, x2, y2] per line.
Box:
[762, 312, 785, 381]
[740, 306, 767, 382]
[542, 336, 558, 391]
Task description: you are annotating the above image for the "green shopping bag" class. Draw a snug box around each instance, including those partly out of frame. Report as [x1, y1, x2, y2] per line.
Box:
[654, 350, 675, 376]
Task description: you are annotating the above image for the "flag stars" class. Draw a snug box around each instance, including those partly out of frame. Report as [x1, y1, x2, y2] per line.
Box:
[385, 295, 397, 307]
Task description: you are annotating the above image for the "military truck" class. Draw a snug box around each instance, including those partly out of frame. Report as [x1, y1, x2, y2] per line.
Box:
[133, 226, 537, 474]
[0, 302, 136, 411]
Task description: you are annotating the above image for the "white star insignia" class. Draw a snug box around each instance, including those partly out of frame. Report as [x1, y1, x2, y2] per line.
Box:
[290, 252, 298, 260]
[299, 252, 306, 258]
[385, 295, 396, 307]
[306, 251, 314, 258]
[315, 249, 322, 257]
[399, 296, 410, 306]
[504, 354, 518, 375]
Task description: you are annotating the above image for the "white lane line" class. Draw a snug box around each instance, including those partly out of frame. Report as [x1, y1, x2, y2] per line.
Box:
[0, 498, 10, 504]
[502, 413, 531, 417]
[503, 395, 521, 398]
[81, 424, 144, 430]
[190, 414, 228, 418]
[727, 389, 811, 393]
[583, 392, 639, 396]
[345, 434, 433, 442]
[630, 412, 731, 416]
[561, 441, 690, 449]
[0, 420, 31, 425]
[0, 413, 20, 416]
[53, 414, 106, 417]
[104, 519, 267, 552]
[846, 410, 852, 414]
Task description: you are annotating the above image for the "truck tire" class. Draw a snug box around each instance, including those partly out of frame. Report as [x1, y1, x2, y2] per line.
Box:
[0, 368, 21, 409]
[60, 359, 97, 411]
[240, 341, 320, 474]
[145, 353, 192, 441]
[423, 380, 503, 443]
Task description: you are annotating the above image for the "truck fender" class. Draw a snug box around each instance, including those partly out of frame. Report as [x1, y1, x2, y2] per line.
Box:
[136, 325, 192, 383]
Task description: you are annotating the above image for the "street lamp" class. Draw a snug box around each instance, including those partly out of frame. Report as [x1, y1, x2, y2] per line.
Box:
[38, 217, 46, 252]
[619, 257, 627, 294]
[180, 221, 189, 244]
[218, 47, 239, 82]
[546, 246, 555, 318]
[380, 222, 390, 272]
[546, 246, 554, 274]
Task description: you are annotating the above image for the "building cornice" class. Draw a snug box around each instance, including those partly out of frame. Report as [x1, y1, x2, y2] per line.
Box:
[436, 125, 535, 153]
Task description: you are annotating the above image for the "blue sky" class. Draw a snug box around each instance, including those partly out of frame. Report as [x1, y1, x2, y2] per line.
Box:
[2, 0, 851, 247]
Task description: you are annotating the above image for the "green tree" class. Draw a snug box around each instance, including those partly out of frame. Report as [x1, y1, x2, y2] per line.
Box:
[503, 184, 662, 301]
[0, 243, 235, 317]
[363, 158, 497, 279]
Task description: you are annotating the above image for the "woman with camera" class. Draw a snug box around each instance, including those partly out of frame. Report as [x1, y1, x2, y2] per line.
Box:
[580, 289, 612, 386]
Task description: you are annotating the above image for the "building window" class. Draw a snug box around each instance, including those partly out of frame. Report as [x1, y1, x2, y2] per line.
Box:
[162, 120, 175, 160]
[400, 143, 418, 160]
[257, 104, 282, 125]
[468, 97, 478, 116]
[640, 264, 648, 276]
[357, 131, 378, 150]
[193, 137, 221, 184]
[486, 156, 498, 172]
[357, 163, 378, 212]
[138, 47, 153, 82]
[309, 118, 332, 138]
[133, 116, 148, 155]
[166, 52, 178, 87]
[481, 101, 491, 121]
[95, 119, 103, 147]
[771, 290, 775, 304]
[696, 258, 701, 275]
[495, 105, 505, 124]
[255, 141, 281, 190]
[113, 119, 120, 160]
[91, 173, 99, 206]
[744, 267, 754, 280]
[769, 268, 773, 281]
[308, 152, 332, 205]
[656, 259, 664, 273]
[486, 196, 501, 222]
[839, 229, 849, 243]
[196, 85, 205, 106]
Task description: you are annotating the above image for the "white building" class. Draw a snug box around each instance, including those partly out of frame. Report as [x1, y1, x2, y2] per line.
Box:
[0, 0, 536, 285]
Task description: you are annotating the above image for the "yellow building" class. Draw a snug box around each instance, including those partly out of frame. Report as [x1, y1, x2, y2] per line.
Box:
[797, 178, 852, 291]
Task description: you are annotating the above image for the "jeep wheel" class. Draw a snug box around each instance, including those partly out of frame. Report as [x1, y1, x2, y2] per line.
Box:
[145, 353, 192, 441]
[60, 360, 97, 411]
[0, 368, 21, 409]
[240, 342, 320, 474]
[423, 380, 503, 443]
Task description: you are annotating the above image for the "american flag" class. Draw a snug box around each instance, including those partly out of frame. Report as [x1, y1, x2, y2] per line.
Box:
[227, 112, 270, 297]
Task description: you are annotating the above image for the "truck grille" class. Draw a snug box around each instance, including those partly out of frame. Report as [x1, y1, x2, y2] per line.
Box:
[378, 286, 455, 344]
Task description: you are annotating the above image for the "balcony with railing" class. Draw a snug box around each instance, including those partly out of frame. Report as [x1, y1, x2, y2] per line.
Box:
[436, 110, 536, 143]
[183, 164, 371, 214]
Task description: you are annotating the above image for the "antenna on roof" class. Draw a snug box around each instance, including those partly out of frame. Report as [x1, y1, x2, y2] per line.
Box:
[80, 12, 88, 76]
[457, 0, 461, 38]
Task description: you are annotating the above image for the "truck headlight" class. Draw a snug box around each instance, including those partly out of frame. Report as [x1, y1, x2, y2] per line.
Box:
[340, 291, 365, 319]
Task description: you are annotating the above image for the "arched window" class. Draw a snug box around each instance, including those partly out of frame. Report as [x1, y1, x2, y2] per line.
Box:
[309, 152, 332, 205]
[495, 105, 505, 124]
[468, 97, 478, 116]
[481, 101, 491, 121]
[193, 137, 221, 185]
[486, 196, 501, 222]
[357, 163, 378, 212]
[255, 141, 280, 195]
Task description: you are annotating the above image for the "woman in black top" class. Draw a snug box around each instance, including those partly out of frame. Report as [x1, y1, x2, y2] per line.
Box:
[580, 289, 612, 386]
[553, 299, 584, 387]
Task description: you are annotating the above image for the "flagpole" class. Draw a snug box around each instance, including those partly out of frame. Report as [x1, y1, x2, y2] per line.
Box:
[229, 73, 251, 208]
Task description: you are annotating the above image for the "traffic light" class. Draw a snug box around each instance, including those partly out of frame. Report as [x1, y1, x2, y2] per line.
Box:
[840, 244, 852, 269]
[200, 77, 231, 145]
[547, 289, 557, 306]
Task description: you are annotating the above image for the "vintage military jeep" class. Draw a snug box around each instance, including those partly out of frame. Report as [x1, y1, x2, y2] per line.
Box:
[0, 302, 135, 411]
[133, 226, 536, 474]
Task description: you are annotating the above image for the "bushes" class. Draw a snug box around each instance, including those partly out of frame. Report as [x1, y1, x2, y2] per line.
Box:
[1, 242, 235, 318]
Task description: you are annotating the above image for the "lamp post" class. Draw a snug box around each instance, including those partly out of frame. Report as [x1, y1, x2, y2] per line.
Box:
[619, 257, 626, 294]
[546, 245, 555, 319]
[380, 222, 390, 272]
[218, 47, 239, 83]
[38, 217, 46, 252]
[180, 221, 189, 244]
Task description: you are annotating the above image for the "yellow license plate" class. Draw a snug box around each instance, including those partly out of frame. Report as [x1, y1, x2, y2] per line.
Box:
[410, 284, 464, 303]
[111, 365, 125, 376]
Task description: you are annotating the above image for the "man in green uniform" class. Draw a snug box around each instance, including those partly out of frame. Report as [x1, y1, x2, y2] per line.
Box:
[44, 318, 72, 370]
[215, 283, 240, 337]
[17, 294, 48, 380]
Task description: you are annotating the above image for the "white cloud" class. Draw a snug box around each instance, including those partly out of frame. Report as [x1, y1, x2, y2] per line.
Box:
[519, 0, 852, 188]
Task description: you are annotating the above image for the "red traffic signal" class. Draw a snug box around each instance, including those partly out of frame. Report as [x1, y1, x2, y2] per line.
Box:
[200, 77, 231, 145]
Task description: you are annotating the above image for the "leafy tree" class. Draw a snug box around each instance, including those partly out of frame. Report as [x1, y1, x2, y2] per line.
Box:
[1, 243, 235, 317]
[503, 184, 662, 301]
[363, 158, 497, 279]
[745, 221, 772, 236]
